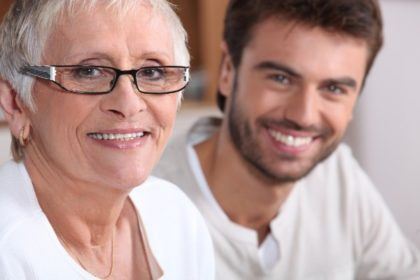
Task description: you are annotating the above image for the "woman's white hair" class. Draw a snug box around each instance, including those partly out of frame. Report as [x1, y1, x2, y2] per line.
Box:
[0, 0, 190, 111]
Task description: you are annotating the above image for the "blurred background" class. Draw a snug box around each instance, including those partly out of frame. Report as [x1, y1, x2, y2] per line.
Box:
[0, 0, 419, 247]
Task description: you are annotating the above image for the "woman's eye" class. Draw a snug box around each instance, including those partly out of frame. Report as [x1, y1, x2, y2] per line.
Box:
[72, 67, 103, 79]
[138, 67, 165, 81]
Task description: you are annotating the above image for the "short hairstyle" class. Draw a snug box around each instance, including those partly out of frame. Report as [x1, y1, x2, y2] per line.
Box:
[217, 0, 384, 111]
[0, 0, 189, 161]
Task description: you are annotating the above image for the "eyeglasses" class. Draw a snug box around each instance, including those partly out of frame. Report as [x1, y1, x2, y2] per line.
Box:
[20, 65, 190, 95]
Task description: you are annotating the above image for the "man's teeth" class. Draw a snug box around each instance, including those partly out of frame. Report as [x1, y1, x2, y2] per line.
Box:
[269, 129, 312, 147]
[88, 132, 145, 141]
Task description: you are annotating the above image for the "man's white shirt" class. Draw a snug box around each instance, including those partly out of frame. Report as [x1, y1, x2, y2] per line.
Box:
[154, 117, 420, 280]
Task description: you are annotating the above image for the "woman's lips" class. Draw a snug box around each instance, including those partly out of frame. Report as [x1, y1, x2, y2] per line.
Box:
[86, 130, 150, 149]
[87, 132, 145, 141]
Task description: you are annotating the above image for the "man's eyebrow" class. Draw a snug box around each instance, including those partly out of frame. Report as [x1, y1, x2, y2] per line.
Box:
[255, 61, 358, 89]
[254, 61, 301, 78]
[325, 77, 358, 89]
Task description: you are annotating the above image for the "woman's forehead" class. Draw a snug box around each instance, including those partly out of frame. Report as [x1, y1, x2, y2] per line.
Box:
[43, 2, 174, 65]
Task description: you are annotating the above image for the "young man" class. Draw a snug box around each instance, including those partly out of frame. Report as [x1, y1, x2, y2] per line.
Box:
[155, 0, 420, 279]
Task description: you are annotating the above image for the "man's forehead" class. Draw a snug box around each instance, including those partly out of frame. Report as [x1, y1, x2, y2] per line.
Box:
[241, 18, 369, 89]
[247, 17, 365, 48]
[245, 18, 369, 62]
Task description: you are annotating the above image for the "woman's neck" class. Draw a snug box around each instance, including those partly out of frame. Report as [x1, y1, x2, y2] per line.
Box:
[24, 154, 129, 246]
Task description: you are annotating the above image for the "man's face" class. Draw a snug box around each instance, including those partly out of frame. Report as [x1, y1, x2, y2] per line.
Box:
[220, 18, 368, 183]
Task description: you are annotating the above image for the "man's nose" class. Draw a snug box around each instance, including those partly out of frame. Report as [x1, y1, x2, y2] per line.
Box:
[284, 86, 321, 128]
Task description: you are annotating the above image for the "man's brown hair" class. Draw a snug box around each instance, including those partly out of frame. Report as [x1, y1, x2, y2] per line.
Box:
[217, 0, 383, 111]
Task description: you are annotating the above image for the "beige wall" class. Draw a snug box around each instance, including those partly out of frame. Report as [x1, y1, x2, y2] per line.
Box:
[197, 0, 228, 103]
[173, 0, 228, 104]
[346, 0, 420, 247]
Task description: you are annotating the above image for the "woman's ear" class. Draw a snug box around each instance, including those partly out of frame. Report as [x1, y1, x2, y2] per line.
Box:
[218, 41, 235, 99]
[0, 78, 31, 138]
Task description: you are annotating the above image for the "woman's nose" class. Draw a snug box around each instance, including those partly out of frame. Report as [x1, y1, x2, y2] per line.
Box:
[100, 75, 147, 119]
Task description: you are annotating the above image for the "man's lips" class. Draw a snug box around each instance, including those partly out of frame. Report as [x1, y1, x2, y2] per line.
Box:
[267, 128, 317, 148]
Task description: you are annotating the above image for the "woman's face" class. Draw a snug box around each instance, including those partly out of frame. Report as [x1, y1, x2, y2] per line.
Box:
[26, 3, 180, 190]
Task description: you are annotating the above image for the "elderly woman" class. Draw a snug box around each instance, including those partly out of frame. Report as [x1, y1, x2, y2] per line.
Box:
[0, 0, 214, 279]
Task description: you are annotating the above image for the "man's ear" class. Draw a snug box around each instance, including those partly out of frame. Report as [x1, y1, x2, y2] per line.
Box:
[218, 41, 235, 99]
[0, 78, 31, 138]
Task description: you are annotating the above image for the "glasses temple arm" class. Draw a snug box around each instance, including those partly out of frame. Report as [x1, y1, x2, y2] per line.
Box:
[184, 68, 190, 82]
[20, 65, 56, 81]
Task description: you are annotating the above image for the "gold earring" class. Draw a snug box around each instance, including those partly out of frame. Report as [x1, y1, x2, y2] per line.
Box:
[19, 126, 30, 146]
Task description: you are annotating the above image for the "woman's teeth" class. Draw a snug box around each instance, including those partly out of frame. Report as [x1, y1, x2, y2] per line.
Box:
[269, 129, 312, 147]
[88, 132, 145, 141]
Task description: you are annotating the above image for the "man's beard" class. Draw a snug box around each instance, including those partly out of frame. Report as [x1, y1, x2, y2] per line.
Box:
[227, 85, 341, 185]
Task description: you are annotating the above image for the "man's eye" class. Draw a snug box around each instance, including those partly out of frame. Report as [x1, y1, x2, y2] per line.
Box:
[327, 84, 345, 95]
[138, 67, 165, 81]
[268, 74, 290, 85]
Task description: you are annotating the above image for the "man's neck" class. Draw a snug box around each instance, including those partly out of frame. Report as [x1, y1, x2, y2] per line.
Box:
[195, 126, 295, 244]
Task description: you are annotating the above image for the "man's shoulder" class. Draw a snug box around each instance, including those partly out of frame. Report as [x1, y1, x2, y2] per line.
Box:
[299, 143, 376, 205]
[156, 129, 189, 169]
[307, 143, 365, 181]
[319, 143, 356, 168]
[154, 116, 221, 193]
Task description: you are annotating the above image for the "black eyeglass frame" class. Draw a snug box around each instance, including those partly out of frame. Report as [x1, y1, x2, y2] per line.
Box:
[19, 64, 190, 95]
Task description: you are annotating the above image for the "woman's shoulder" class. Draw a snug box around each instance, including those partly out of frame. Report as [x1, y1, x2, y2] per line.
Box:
[129, 175, 210, 239]
[0, 160, 43, 243]
[129, 176, 214, 278]
[130, 176, 199, 219]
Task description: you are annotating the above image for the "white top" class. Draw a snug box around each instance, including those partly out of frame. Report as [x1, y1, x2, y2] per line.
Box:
[0, 160, 215, 280]
[154, 117, 420, 280]
[187, 144, 280, 271]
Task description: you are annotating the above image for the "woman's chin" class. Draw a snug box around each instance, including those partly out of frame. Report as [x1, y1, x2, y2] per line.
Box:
[90, 167, 150, 192]
[116, 173, 148, 188]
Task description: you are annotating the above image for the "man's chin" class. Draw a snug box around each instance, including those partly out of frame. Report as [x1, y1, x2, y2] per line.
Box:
[269, 143, 340, 184]
[245, 158, 317, 185]
[273, 164, 318, 184]
[277, 167, 317, 183]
